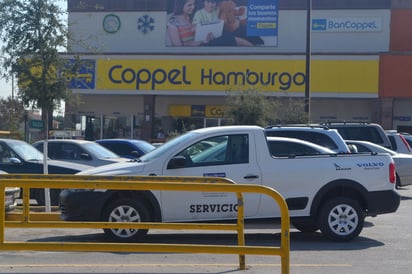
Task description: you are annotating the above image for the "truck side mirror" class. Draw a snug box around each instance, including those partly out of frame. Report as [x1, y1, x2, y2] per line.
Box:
[9, 157, 21, 164]
[131, 151, 141, 158]
[167, 156, 187, 169]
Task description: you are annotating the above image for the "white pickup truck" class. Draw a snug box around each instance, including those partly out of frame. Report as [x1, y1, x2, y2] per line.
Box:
[60, 126, 400, 242]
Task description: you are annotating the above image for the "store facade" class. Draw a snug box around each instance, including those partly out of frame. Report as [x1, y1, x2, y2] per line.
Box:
[64, 0, 412, 140]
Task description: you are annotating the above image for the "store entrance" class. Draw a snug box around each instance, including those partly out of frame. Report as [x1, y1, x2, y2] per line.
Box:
[204, 118, 222, 127]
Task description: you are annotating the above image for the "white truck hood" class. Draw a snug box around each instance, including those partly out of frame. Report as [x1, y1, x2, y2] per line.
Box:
[77, 160, 146, 176]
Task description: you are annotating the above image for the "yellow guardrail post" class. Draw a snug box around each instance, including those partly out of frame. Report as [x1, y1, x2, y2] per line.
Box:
[1, 174, 290, 274]
[0, 185, 4, 244]
[236, 190, 246, 269]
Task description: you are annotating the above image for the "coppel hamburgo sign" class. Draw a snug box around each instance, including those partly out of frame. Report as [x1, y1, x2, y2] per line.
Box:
[67, 58, 379, 94]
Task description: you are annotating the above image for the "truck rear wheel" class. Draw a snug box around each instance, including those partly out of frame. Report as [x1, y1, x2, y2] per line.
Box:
[318, 197, 364, 242]
[102, 198, 150, 242]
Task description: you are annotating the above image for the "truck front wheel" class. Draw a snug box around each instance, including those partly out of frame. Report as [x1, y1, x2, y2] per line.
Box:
[34, 188, 61, 206]
[292, 220, 319, 233]
[102, 198, 150, 242]
[318, 197, 365, 242]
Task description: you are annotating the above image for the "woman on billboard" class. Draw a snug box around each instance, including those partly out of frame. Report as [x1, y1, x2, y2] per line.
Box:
[167, 0, 252, 46]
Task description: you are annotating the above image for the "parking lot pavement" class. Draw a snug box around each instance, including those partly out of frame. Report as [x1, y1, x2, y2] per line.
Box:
[1, 186, 411, 274]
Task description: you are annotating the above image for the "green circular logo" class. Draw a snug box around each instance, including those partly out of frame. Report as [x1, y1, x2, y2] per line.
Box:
[103, 14, 121, 33]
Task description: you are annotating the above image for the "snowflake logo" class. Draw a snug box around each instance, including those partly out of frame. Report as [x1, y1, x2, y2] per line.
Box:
[137, 14, 155, 34]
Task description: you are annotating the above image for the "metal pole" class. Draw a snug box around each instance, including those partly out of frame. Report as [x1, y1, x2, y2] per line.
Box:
[304, 0, 312, 120]
[11, 72, 14, 100]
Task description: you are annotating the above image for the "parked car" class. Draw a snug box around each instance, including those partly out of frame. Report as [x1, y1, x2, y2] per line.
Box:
[400, 133, 412, 149]
[265, 124, 351, 153]
[385, 130, 412, 154]
[96, 139, 155, 159]
[33, 139, 129, 167]
[267, 136, 336, 157]
[324, 122, 393, 149]
[0, 139, 91, 205]
[5, 186, 20, 211]
[0, 170, 20, 211]
[346, 140, 412, 188]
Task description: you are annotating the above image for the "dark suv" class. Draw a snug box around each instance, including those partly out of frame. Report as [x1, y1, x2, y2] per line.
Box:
[322, 122, 392, 149]
[265, 125, 351, 153]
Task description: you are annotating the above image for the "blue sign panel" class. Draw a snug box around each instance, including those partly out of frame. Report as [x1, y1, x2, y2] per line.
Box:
[191, 105, 205, 117]
[394, 116, 411, 122]
[312, 17, 382, 32]
[66, 59, 96, 89]
[312, 19, 327, 31]
[246, 0, 278, 37]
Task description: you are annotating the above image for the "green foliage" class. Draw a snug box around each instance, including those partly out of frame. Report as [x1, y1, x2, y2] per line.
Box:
[224, 88, 277, 127]
[0, 0, 72, 135]
[53, 114, 65, 130]
[275, 97, 309, 124]
[224, 88, 310, 126]
[0, 96, 26, 132]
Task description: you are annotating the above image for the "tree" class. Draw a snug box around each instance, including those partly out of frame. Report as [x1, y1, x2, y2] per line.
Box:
[274, 96, 309, 124]
[0, 96, 26, 134]
[0, 0, 72, 210]
[224, 87, 277, 126]
[0, 0, 71, 138]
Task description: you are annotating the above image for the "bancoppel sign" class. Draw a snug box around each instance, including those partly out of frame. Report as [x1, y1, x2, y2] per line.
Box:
[312, 17, 382, 32]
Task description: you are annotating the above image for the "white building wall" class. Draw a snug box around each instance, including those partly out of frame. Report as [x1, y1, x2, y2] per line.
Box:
[69, 10, 390, 54]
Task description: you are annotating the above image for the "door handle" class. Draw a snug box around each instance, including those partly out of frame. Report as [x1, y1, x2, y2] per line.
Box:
[244, 175, 259, 179]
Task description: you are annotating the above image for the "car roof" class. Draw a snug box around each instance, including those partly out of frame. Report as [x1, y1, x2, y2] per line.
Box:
[321, 122, 383, 126]
[192, 125, 263, 134]
[34, 139, 93, 144]
[266, 124, 331, 130]
[96, 139, 149, 143]
[0, 138, 27, 143]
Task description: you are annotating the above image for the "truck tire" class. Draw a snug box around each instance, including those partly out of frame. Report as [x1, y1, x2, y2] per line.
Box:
[318, 197, 364, 242]
[102, 198, 150, 242]
[292, 220, 319, 233]
[34, 188, 61, 206]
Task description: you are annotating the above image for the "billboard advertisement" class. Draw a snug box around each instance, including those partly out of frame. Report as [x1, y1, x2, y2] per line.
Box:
[166, 0, 278, 47]
[69, 8, 389, 53]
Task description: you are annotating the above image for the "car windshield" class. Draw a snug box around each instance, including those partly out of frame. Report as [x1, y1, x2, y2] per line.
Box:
[83, 142, 121, 159]
[139, 132, 198, 162]
[130, 140, 156, 153]
[8, 140, 44, 161]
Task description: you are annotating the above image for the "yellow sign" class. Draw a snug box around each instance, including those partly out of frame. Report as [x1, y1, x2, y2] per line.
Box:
[170, 105, 224, 117]
[96, 59, 378, 94]
[205, 105, 224, 117]
[169, 105, 191, 117]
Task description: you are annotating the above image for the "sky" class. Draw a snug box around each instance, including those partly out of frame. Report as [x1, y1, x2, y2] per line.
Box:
[0, 1, 67, 99]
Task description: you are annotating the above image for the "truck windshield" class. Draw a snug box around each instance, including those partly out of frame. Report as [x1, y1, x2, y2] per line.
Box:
[139, 132, 198, 162]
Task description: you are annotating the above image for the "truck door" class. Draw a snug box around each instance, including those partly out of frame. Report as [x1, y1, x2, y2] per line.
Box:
[161, 133, 262, 222]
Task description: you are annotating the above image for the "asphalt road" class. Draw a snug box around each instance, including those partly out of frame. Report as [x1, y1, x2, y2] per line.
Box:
[1, 186, 411, 274]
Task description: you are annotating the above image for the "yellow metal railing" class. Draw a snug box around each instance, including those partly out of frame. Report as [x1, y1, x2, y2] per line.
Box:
[1, 174, 290, 273]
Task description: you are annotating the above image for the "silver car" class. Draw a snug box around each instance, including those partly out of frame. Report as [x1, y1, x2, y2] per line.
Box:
[33, 139, 129, 167]
[385, 130, 412, 154]
[346, 140, 412, 188]
[1, 170, 20, 211]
